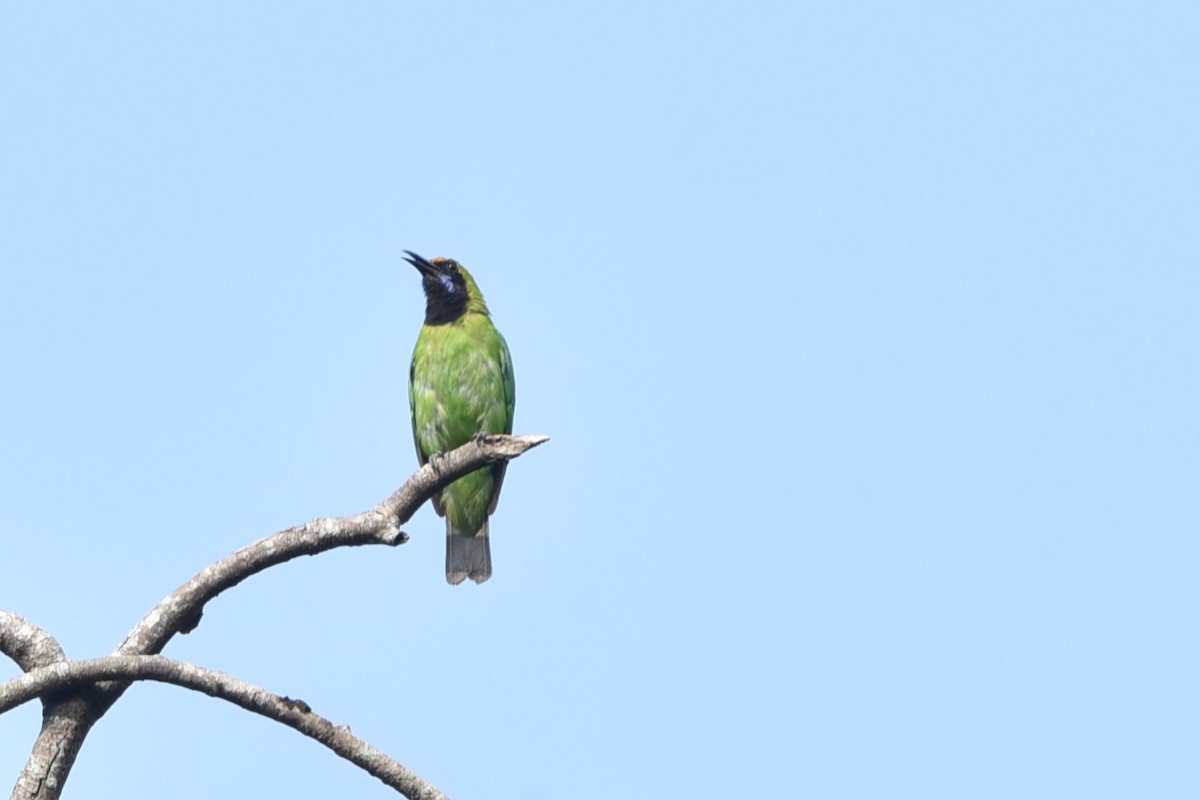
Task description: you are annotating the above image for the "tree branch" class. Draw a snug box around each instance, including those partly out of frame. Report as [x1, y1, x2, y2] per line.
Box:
[0, 613, 66, 674]
[2, 615, 95, 800]
[2, 655, 447, 800]
[10, 433, 548, 800]
[121, 433, 549, 652]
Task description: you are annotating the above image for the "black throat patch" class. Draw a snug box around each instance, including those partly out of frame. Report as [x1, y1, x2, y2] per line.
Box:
[423, 274, 469, 325]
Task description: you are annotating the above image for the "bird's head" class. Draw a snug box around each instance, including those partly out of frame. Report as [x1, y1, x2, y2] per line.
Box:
[403, 250, 489, 325]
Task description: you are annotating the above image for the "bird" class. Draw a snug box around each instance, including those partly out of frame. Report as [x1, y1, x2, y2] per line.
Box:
[404, 250, 515, 584]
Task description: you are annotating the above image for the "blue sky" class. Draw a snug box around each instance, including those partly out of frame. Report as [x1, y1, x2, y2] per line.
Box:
[2, 2, 1197, 798]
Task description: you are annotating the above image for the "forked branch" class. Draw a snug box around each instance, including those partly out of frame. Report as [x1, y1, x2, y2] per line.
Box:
[5, 433, 549, 800]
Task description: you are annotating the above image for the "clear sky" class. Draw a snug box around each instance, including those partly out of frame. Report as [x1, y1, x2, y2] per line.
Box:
[2, 2, 1197, 798]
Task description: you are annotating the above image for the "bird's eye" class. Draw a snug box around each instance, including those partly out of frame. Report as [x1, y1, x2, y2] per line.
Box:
[438, 273, 456, 294]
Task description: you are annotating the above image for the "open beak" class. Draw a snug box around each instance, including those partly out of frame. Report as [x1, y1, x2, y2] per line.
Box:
[403, 250, 438, 277]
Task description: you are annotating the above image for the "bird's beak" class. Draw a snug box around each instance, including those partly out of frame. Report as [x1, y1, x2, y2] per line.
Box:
[403, 250, 438, 277]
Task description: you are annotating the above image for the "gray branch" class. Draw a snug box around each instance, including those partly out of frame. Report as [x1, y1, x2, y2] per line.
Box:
[7, 433, 548, 800]
[0, 613, 66, 674]
[2, 655, 447, 800]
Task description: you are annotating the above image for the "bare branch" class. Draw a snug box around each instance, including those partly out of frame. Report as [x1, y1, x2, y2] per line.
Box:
[2, 656, 447, 800]
[120, 433, 549, 653]
[0, 612, 66, 674]
[11, 433, 548, 800]
[1, 612, 96, 800]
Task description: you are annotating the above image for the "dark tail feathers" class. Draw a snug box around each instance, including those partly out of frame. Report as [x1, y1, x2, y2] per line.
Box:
[446, 519, 492, 585]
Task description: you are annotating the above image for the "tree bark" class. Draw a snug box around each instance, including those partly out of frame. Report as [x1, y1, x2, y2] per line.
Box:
[2, 655, 447, 800]
[2, 433, 548, 799]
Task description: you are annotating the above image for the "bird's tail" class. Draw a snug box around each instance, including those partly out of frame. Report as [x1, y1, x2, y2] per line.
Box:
[446, 519, 492, 585]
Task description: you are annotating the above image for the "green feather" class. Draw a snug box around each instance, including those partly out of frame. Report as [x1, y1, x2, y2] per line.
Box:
[407, 253, 515, 584]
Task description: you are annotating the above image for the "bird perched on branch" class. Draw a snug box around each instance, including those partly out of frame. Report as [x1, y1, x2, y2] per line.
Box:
[405, 250, 515, 584]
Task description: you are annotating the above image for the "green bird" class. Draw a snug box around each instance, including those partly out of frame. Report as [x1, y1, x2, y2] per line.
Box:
[405, 250, 515, 585]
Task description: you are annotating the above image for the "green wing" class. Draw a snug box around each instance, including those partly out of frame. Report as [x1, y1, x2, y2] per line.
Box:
[409, 344, 447, 517]
[487, 332, 516, 514]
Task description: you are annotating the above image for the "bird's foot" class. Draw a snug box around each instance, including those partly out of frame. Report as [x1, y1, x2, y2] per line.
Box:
[428, 451, 446, 473]
[472, 432, 495, 445]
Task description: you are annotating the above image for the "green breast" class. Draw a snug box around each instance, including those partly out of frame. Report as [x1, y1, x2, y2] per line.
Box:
[409, 314, 514, 535]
